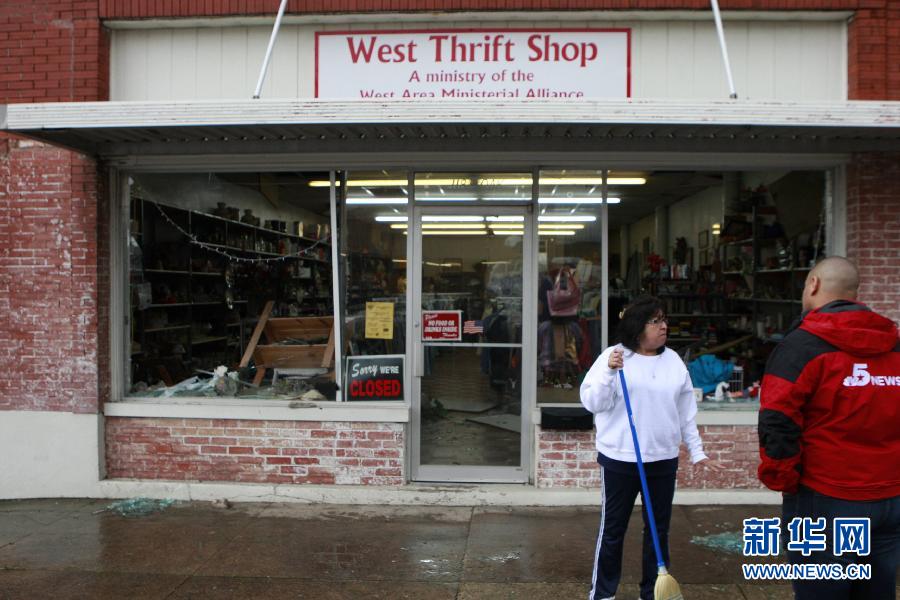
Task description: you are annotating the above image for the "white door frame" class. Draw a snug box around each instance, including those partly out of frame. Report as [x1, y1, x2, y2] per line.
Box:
[408, 203, 535, 483]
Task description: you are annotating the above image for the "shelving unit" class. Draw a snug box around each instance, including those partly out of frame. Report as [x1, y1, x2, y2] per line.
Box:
[718, 199, 823, 351]
[129, 196, 333, 387]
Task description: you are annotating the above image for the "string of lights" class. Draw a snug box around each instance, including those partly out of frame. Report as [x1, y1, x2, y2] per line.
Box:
[151, 201, 330, 264]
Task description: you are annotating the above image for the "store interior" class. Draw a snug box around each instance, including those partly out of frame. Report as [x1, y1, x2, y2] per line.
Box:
[126, 169, 826, 419]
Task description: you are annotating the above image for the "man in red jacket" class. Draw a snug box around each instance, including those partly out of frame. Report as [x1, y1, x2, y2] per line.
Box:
[758, 256, 899, 600]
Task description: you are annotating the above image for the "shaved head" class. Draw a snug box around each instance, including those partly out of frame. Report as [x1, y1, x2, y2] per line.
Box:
[802, 256, 859, 311]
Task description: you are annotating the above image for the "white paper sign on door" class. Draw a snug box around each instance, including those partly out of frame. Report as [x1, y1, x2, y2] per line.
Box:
[315, 29, 630, 100]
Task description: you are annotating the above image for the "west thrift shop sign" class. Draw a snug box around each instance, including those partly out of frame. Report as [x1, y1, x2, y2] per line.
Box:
[315, 29, 630, 99]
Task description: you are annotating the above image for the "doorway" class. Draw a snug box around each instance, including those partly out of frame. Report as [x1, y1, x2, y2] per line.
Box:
[410, 205, 533, 483]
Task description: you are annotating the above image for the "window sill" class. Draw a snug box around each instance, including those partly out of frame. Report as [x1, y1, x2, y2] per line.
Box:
[104, 398, 409, 423]
[534, 403, 758, 426]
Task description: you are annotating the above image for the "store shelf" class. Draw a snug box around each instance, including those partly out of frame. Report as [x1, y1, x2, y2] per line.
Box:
[755, 268, 792, 274]
[144, 269, 190, 275]
[191, 336, 228, 345]
[144, 325, 191, 333]
[190, 207, 330, 245]
[144, 269, 222, 277]
[721, 270, 747, 275]
[132, 195, 333, 388]
[721, 238, 753, 246]
[755, 298, 802, 305]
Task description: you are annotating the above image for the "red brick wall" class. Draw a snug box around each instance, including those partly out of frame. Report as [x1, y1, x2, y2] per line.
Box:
[98, 0, 861, 19]
[847, 4, 900, 101]
[846, 152, 900, 324]
[106, 418, 406, 485]
[0, 1, 107, 103]
[536, 426, 764, 490]
[0, 2, 107, 414]
[0, 138, 100, 413]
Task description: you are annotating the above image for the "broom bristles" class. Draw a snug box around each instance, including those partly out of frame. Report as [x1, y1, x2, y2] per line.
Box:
[654, 571, 684, 600]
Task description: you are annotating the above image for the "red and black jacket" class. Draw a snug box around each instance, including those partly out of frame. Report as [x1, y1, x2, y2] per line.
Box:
[758, 300, 900, 500]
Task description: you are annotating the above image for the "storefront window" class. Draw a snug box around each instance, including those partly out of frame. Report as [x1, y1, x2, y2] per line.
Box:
[341, 171, 409, 357]
[126, 172, 334, 399]
[592, 169, 827, 405]
[536, 169, 622, 404]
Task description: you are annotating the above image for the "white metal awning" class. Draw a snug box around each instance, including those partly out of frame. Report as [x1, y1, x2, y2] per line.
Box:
[3, 98, 900, 158]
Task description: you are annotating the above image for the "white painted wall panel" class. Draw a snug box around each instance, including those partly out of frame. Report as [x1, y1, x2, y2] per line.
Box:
[171, 29, 199, 99]
[110, 18, 847, 102]
[0, 412, 102, 499]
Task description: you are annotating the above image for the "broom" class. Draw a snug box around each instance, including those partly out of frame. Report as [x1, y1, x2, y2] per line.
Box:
[618, 369, 684, 600]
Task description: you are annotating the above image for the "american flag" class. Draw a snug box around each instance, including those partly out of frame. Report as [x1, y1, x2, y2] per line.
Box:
[463, 320, 484, 334]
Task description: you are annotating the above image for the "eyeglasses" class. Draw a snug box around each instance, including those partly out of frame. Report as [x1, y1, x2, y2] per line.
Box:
[646, 316, 668, 327]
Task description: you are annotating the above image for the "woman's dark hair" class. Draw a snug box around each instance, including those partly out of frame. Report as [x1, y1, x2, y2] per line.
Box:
[615, 295, 666, 352]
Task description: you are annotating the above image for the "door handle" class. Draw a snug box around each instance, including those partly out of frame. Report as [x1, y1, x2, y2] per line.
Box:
[414, 321, 424, 377]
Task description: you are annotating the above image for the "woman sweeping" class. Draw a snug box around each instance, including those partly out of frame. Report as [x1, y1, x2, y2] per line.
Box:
[581, 295, 724, 600]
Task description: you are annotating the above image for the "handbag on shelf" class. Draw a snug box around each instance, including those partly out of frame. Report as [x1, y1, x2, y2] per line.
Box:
[546, 267, 581, 317]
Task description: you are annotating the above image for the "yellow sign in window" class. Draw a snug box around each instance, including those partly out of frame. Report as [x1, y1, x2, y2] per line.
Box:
[365, 302, 394, 340]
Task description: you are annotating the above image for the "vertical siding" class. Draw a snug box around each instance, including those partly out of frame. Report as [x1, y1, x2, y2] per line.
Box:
[110, 19, 847, 101]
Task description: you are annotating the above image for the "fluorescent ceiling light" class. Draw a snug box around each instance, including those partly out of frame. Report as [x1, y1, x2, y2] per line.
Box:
[487, 223, 587, 231]
[485, 216, 525, 222]
[422, 215, 484, 222]
[346, 198, 408, 205]
[311, 176, 645, 188]
[539, 215, 597, 222]
[391, 224, 486, 230]
[540, 223, 586, 229]
[310, 179, 407, 188]
[416, 196, 478, 202]
[374, 216, 408, 223]
[540, 177, 645, 186]
[417, 196, 529, 202]
[539, 230, 577, 236]
[422, 230, 488, 236]
[538, 197, 620, 205]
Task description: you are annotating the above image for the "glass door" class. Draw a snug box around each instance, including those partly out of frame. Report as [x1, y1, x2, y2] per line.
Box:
[411, 205, 533, 482]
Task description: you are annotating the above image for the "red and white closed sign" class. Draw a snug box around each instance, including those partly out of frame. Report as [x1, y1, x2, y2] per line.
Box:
[422, 310, 462, 341]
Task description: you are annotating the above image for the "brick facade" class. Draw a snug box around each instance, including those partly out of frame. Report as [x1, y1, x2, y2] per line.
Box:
[1, 1, 107, 414]
[846, 152, 900, 324]
[105, 418, 406, 485]
[537, 426, 764, 490]
[97, 0, 861, 19]
[0, 1, 108, 104]
[0, 138, 100, 413]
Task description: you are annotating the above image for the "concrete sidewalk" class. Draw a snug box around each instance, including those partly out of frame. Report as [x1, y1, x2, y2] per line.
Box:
[0, 499, 820, 599]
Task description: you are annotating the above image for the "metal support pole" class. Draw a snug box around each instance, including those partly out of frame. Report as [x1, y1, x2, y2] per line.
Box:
[329, 170, 343, 396]
[710, 0, 738, 99]
[252, 0, 288, 99]
[601, 169, 610, 351]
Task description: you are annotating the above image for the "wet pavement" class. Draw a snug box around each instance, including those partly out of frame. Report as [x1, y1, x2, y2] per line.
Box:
[0, 498, 887, 599]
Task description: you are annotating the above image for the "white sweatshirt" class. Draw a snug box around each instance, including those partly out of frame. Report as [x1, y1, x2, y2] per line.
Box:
[580, 344, 708, 465]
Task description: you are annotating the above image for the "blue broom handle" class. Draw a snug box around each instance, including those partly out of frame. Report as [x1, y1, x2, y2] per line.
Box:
[618, 368, 666, 569]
